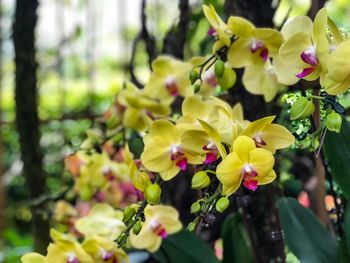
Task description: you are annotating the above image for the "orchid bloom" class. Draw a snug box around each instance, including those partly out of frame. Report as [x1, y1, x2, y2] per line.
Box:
[216, 135, 276, 195]
[324, 40, 350, 95]
[202, 5, 232, 51]
[83, 236, 129, 263]
[75, 204, 125, 240]
[21, 229, 94, 263]
[227, 16, 283, 68]
[129, 205, 182, 252]
[143, 56, 193, 102]
[241, 116, 295, 153]
[279, 9, 329, 80]
[141, 120, 203, 180]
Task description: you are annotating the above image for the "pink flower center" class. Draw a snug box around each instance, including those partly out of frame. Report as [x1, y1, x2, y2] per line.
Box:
[170, 146, 188, 171]
[67, 253, 80, 263]
[253, 135, 266, 147]
[208, 27, 217, 36]
[250, 40, 269, 62]
[101, 250, 115, 261]
[204, 70, 217, 87]
[165, 76, 179, 97]
[150, 220, 168, 239]
[296, 47, 318, 78]
[242, 165, 258, 191]
[202, 142, 219, 164]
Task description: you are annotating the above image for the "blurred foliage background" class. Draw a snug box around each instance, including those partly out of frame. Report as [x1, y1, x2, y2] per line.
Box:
[1, 0, 350, 262]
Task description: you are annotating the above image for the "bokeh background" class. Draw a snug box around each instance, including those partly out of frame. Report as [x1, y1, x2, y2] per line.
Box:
[0, 0, 350, 261]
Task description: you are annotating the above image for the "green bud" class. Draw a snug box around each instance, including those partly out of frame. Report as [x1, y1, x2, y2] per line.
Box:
[215, 197, 229, 213]
[116, 233, 126, 244]
[79, 186, 93, 201]
[193, 83, 201, 93]
[191, 171, 210, 189]
[326, 111, 342, 133]
[145, 184, 161, 205]
[190, 202, 201, 214]
[123, 206, 136, 222]
[187, 222, 197, 232]
[217, 67, 236, 90]
[106, 114, 120, 129]
[214, 59, 225, 78]
[132, 221, 143, 235]
[290, 97, 314, 120]
[189, 69, 199, 84]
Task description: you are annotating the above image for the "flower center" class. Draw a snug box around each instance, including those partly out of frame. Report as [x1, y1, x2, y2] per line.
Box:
[150, 220, 168, 239]
[203, 70, 217, 87]
[242, 164, 258, 191]
[67, 252, 80, 263]
[170, 145, 188, 171]
[253, 134, 266, 147]
[101, 249, 115, 261]
[250, 39, 269, 62]
[202, 141, 219, 164]
[297, 46, 318, 78]
[165, 76, 179, 97]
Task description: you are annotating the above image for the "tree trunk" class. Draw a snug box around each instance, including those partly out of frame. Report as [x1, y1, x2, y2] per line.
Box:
[13, 0, 50, 253]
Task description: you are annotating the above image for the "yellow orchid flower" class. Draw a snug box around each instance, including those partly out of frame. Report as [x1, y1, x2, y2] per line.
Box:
[202, 5, 232, 51]
[242, 60, 284, 102]
[119, 82, 171, 131]
[241, 116, 295, 153]
[47, 229, 93, 263]
[227, 16, 283, 68]
[324, 40, 350, 95]
[75, 203, 125, 240]
[143, 56, 193, 102]
[83, 236, 129, 263]
[216, 135, 276, 195]
[141, 120, 203, 180]
[279, 9, 330, 81]
[21, 253, 46, 263]
[129, 205, 182, 252]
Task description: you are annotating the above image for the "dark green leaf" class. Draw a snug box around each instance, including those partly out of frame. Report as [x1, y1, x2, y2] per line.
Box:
[153, 230, 219, 263]
[338, 236, 350, 263]
[221, 213, 253, 263]
[324, 119, 350, 199]
[277, 197, 338, 263]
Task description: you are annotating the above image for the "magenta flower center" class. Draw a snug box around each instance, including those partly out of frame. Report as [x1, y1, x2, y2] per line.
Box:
[250, 39, 269, 62]
[170, 146, 188, 171]
[101, 250, 115, 261]
[242, 165, 258, 191]
[150, 220, 168, 239]
[202, 141, 219, 164]
[203, 70, 217, 87]
[296, 47, 318, 78]
[67, 253, 80, 263]
[165, 76, 179, 97]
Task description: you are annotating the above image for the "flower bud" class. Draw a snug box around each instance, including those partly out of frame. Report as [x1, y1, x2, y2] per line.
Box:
[214, 59, 225, 78]
[79, 186, 93, 201]
[193, 83, 201, 93]
[191, 171, 210, 189]
[190, 202, 201, 214]
[215, 197, 229, 213]
[290, 97, 314, 120]
[145, 184, 161, 205]
[217, 67, 236, 90]
[132, 221, 143, 235]
[189, 69, 199, 84]
[326, 111, 342, 133]
[123, 206, 136, 223]
[187, 222, 197, 232]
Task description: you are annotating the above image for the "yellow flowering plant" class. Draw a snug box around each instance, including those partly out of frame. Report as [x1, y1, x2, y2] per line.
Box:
[22, 3, 349, 263]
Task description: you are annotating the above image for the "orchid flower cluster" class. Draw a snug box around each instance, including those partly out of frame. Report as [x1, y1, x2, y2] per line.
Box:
[22, 4, 350, 263]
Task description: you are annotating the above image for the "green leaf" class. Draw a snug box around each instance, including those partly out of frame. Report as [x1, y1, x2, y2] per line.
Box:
[153, 230, 219, 263]
[221, 213, 253, 263]
[324, 119, 350, 199]
[277, 197, 338, 263]
[344, 204, 350, 256]
[338, 236, 350, 263]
